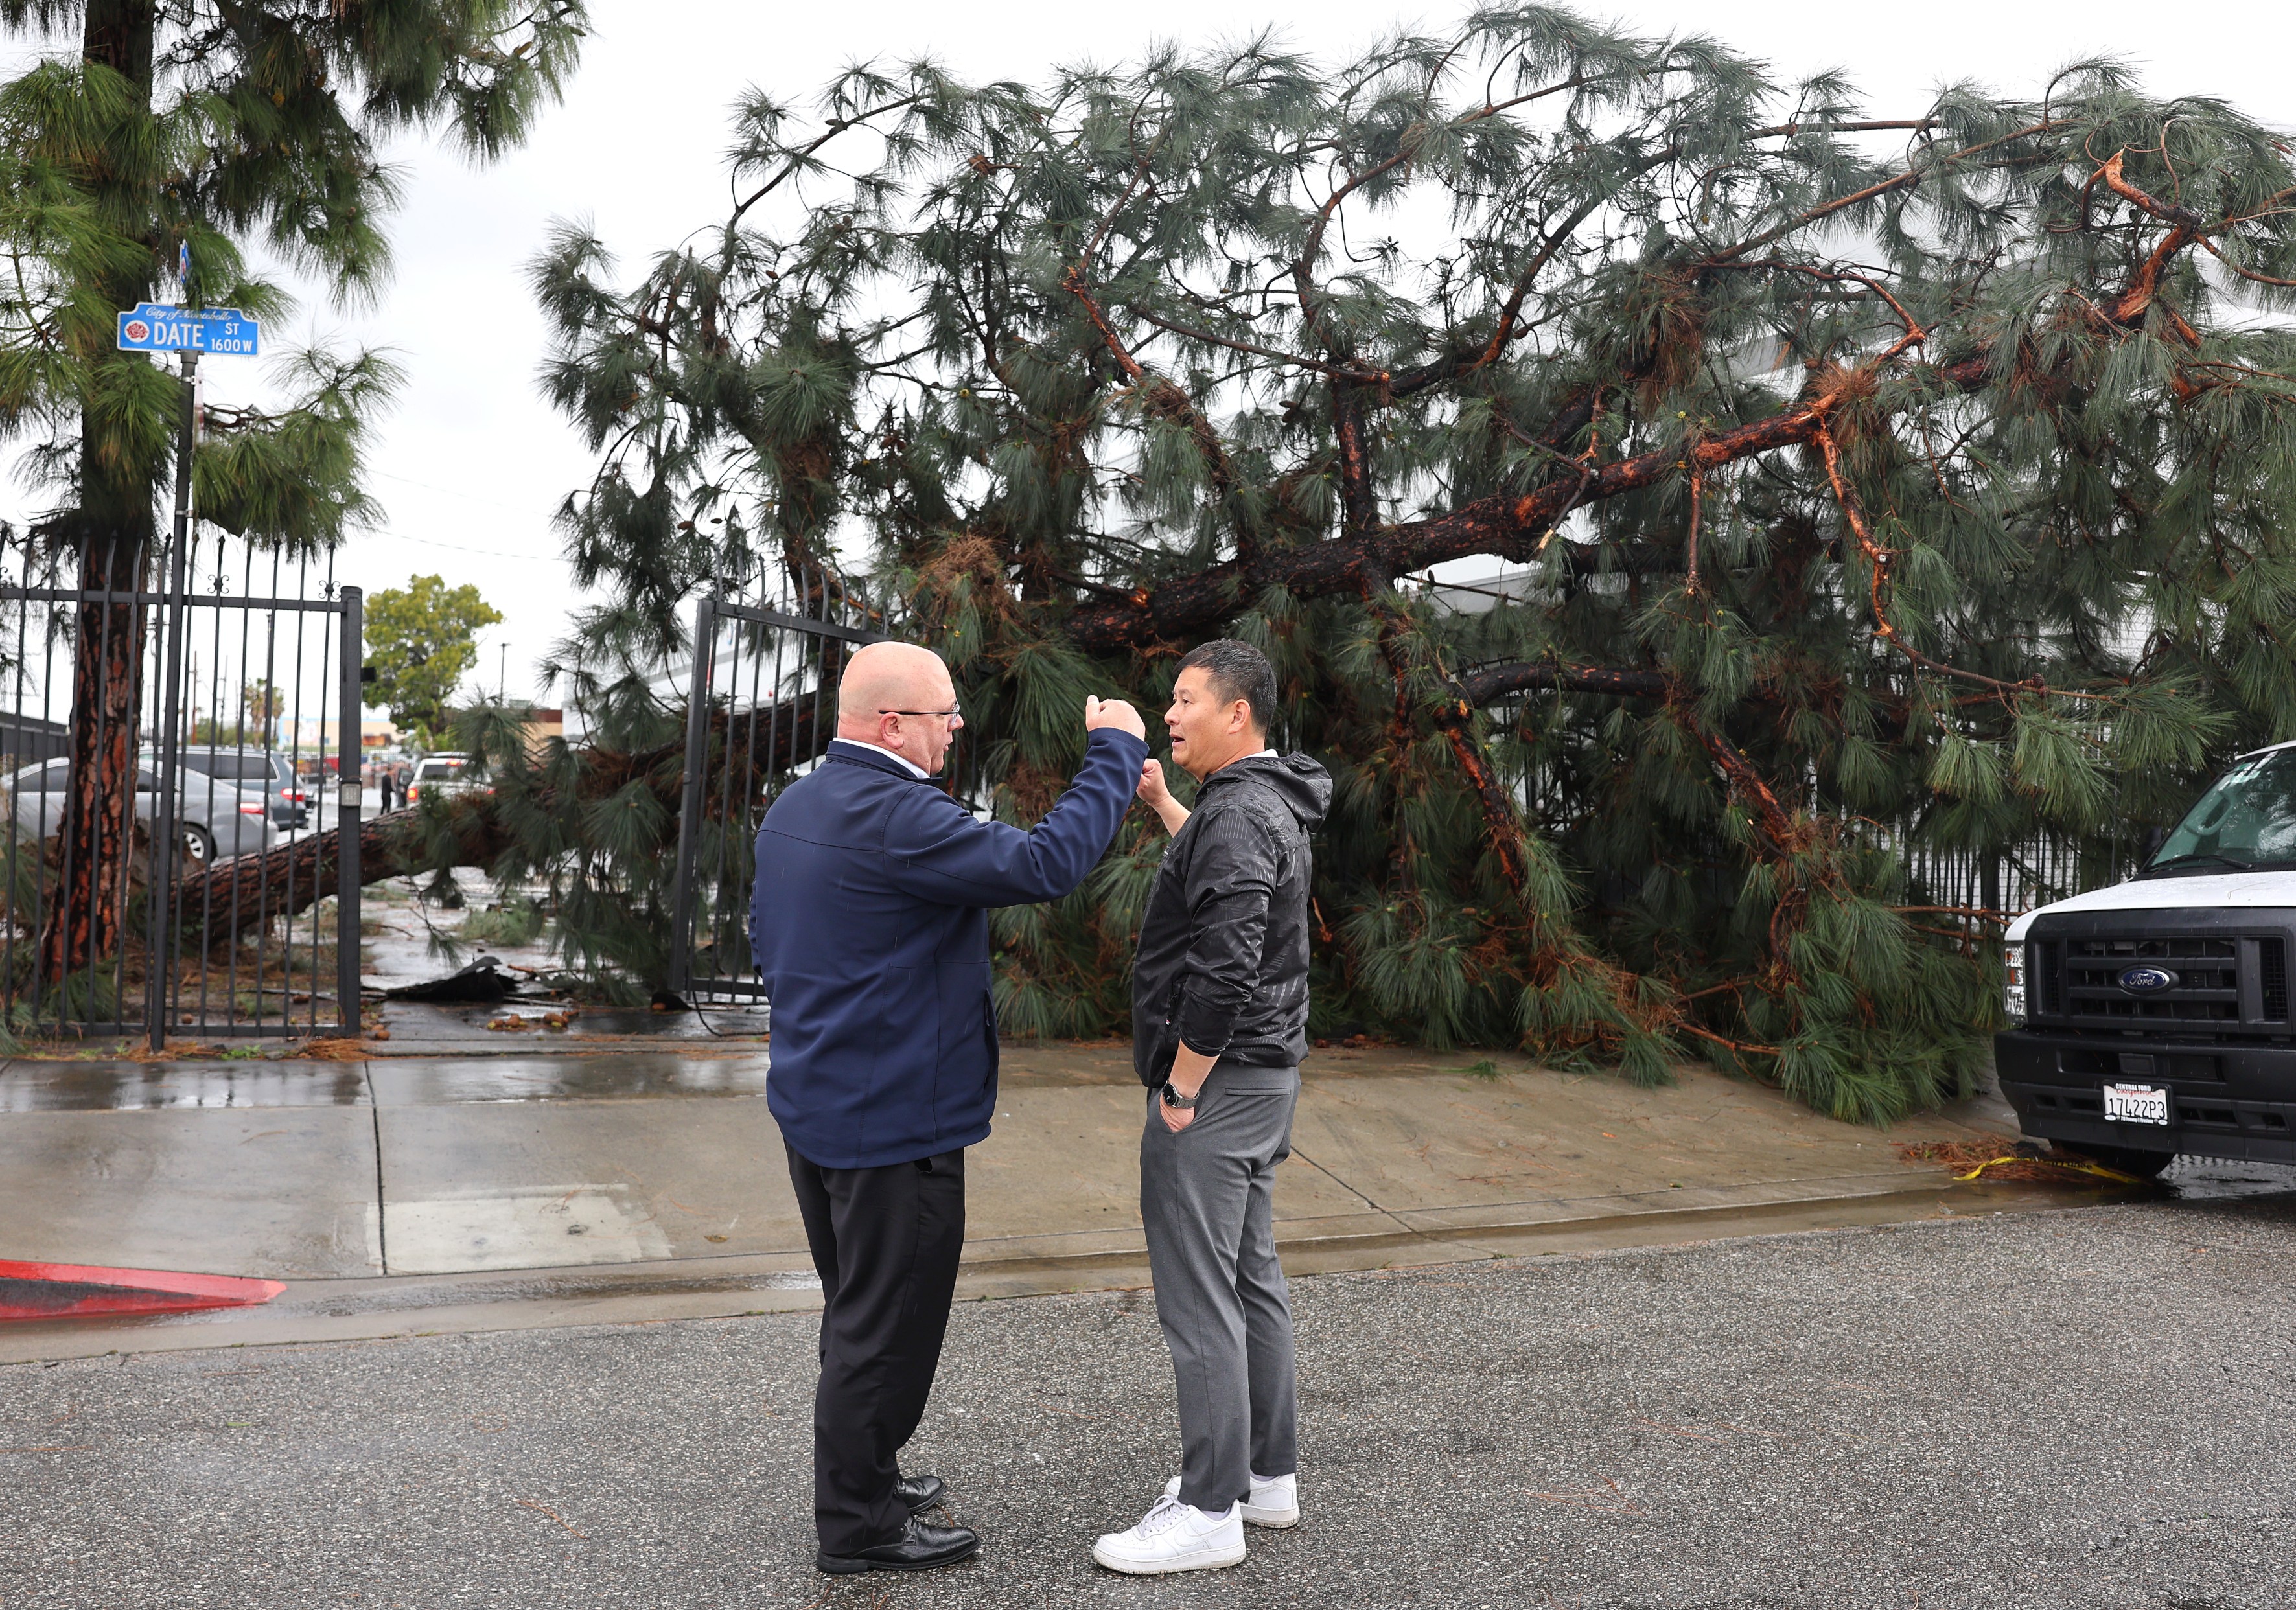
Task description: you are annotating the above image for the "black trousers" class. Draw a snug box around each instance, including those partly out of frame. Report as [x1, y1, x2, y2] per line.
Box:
[784, 1140, 967, 1554]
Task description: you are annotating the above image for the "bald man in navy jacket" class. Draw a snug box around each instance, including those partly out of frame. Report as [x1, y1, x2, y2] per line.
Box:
[752, 641, 1148, 1575]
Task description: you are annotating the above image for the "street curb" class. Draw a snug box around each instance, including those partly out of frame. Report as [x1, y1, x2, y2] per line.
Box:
[0, 1167, 2124, 1363]
[0, 1258, 283, 1322]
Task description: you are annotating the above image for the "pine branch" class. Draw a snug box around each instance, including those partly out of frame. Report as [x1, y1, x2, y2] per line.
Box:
[1456, 662, 1671, 701]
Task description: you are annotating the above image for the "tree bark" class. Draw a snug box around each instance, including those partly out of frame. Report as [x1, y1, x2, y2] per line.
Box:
[175, 810, 427, 940]
[39, 540, 150, 985]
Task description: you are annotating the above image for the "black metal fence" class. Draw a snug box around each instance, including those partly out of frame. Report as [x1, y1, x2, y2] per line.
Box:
[1897, 831, 2139, 917]
[0, 527, 363, 1042]
[667, 567, 883, 1004]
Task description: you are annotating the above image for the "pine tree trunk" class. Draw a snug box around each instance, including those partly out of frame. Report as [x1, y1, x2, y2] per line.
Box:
[38, 539, 149, 985]
[38, 1, 160, 989]
[176, 811, 429, 941]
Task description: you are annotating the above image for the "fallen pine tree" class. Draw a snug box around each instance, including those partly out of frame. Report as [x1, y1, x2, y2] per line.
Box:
[327, 10, 2296, 1117]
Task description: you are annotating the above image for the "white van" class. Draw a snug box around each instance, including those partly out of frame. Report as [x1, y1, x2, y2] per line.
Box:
[2000, 740, 2296, 1176]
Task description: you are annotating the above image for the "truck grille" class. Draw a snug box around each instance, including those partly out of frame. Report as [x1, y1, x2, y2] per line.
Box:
[2023, 923, 2296, 1036]
[2032, 941, 2061, 1016]
[2064, 937, 2237, 1023]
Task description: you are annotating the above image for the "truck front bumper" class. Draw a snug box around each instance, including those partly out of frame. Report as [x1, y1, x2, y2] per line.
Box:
[1995, 1029, 2296, 1164]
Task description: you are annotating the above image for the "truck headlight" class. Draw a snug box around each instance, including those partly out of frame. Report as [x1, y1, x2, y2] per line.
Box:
[2002, 942, 2026, 1025]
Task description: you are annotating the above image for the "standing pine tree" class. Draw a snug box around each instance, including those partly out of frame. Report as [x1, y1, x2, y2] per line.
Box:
[0, 0, 585, 987]
[524, 10, 2296, 1118]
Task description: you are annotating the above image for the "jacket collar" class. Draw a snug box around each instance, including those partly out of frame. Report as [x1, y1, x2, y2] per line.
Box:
[826, 738, 934, 782]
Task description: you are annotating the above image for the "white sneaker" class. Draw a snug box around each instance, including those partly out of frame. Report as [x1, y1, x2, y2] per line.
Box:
[1162, 1471, 1299, 1528]
[1091, 1495, 1247, 1575]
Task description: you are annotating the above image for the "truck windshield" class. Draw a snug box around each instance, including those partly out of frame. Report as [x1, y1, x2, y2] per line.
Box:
[2148, 748, 2296, 873]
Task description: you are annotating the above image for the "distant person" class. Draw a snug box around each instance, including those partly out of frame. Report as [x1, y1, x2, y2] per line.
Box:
[1094, 638, 1329, 1576]
[749, 640, 1148, 1576]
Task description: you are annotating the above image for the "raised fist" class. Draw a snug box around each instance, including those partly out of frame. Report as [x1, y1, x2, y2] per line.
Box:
[1085, 695, 1148, 741]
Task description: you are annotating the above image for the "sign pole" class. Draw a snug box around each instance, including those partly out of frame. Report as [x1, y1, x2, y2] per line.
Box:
[145, 351, 197, 1052]
[335, 586, 363, 1037]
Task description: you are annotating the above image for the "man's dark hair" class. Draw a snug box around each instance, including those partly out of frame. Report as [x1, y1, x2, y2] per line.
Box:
[1177, 638, 1277, 736]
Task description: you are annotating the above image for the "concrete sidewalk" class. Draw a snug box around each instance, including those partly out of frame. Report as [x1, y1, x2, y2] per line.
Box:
[0, 1043, 2038, 1359]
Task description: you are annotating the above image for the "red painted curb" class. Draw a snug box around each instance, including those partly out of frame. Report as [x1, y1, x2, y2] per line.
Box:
[0, 1258, 285, 1322]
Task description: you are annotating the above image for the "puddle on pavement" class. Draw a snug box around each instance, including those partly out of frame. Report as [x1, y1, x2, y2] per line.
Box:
[365, 1055, 771, 1104]
[0, 1062, 371, 1112]
[0, 1055, 772, 1110]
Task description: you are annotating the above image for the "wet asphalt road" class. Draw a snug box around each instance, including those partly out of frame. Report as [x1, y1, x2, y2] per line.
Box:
[6, 1190, 2295, 1610]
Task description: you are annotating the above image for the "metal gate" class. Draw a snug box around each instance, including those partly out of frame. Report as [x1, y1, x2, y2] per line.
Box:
[0, 527, 364, 1044]
[666, 567, 885, 1004]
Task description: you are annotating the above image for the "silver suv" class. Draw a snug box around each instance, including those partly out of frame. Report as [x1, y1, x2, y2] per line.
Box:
[177, 746, 312, 829]
[6, 757, 274, 864]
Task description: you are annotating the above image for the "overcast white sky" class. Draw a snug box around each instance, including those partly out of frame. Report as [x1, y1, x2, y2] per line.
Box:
[6, 0, 2290, 713]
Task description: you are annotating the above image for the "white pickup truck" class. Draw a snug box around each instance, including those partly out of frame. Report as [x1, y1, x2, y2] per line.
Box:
[2000, 740, 2296, 1177]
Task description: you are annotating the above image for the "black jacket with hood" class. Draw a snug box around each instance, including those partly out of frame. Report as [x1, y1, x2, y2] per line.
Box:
[1131, 752, 1332, 1086]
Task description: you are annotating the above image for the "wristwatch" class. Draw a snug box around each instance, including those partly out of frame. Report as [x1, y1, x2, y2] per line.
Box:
[1159, 1081, 1198, 1109]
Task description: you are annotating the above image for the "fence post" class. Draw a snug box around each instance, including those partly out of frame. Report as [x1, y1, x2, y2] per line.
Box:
[666, 595, 717, 1000]
[143, 351, 198, 1053]
[336, 586, 362, 1037]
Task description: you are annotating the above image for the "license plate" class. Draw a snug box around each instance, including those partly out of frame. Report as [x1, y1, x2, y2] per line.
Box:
[2102, 1083, 2170, 1125]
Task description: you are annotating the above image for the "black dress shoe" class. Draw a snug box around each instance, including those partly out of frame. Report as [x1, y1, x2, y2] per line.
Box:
[895, 1473, 947, 1513]
[817, 1516, 980, 1575]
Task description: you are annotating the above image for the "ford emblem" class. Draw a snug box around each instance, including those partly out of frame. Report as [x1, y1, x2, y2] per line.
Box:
[2118, 965, 2178, 993]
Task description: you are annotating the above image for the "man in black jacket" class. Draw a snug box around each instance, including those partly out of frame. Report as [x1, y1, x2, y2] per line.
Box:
[1092, 638, 1331, 1577]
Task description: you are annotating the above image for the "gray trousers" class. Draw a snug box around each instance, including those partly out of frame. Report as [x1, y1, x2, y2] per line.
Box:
[1139, 1060, 1301, 1513]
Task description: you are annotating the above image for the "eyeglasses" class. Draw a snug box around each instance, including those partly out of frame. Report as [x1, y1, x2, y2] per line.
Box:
[878, 707, 963, 723]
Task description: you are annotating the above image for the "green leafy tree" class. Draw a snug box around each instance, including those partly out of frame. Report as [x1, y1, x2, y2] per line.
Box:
[365, 574, 502, 747]
[0, 0, 584, 983]
[507, 12, 2296, 1114]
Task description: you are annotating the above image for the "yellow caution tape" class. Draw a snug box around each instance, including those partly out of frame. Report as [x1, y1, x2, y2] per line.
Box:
[1951, 1155, 2145, 1184]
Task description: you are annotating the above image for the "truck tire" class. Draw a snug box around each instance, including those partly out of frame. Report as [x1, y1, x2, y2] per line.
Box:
[2054, 1140, 2175, 1179]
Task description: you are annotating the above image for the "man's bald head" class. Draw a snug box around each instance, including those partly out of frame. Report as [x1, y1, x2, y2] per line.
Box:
[837, 642, 952, 728]
[837, 642, 962, 772]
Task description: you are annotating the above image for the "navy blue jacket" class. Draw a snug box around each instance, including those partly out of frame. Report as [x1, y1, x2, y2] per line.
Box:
[751, 731, 1148, 1169]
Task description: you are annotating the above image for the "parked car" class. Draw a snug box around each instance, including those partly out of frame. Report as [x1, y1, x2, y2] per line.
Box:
[174, 746, 310, 829]
[3, 756, 273, 864]
[407, 753, 485, 803]
[1999, 739, 2296, 1177]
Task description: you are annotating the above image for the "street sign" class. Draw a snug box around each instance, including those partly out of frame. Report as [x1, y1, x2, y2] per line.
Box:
[115, 303, 261, 357]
